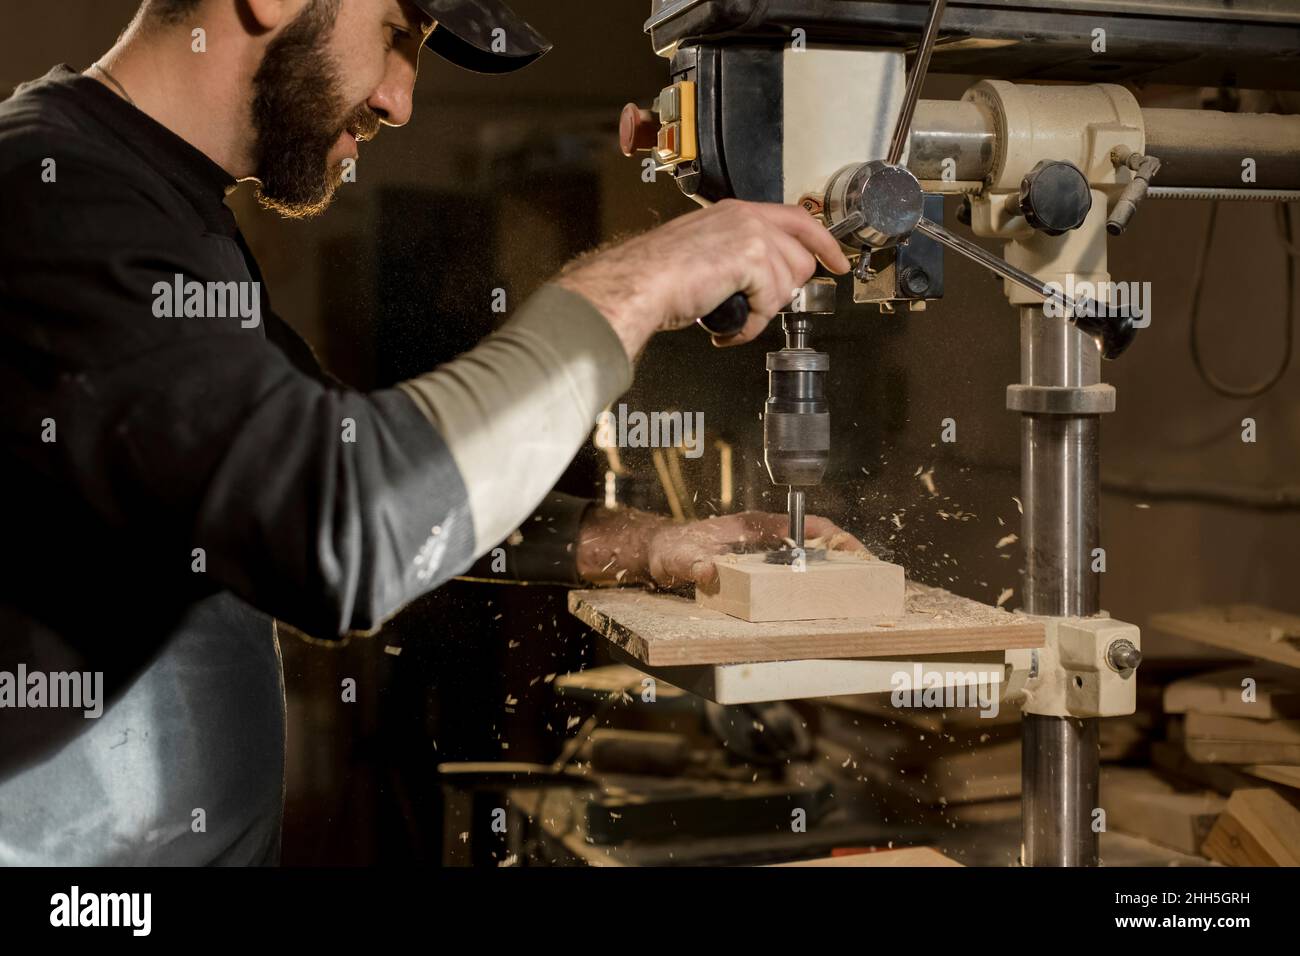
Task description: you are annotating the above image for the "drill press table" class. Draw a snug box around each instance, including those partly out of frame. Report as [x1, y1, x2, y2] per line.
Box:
[568, 582, 1043, 704]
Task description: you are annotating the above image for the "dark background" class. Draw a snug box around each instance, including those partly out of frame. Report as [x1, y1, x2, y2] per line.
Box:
[5, 0, 1298, 864]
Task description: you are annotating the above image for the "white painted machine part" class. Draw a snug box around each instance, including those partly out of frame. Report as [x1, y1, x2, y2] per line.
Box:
[609, 645, 1030, 707]
[782, 47, 906, 205]
[1016, 616, 1141, 718]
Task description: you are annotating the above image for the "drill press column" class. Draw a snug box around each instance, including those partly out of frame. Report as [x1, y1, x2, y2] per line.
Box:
[1018, 305, 1102, 868]
[763, 315, 829, 550]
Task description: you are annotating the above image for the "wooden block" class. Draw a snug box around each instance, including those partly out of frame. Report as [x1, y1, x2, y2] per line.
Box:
[1101, 716, 1151, 763]
[773, 846, 962, 867]
[1201, 789, 1300, 866]
[1151, 605, 1300, 672]
[944, 799, 1021, 825]
[918, 739, 1021, 804]
[569, 581, 1043, 667]
[697, 552, 904, 623]
[1164, 666, 1300, 719]
[1244, 764, 1300, 790]
[1100, 767, 1225, 855]
[1185, 712, 1300, 765]
[1151, 740, 1262, 795]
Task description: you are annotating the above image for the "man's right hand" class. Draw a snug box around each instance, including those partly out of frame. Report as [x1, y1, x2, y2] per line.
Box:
[555, 199, 851, 359]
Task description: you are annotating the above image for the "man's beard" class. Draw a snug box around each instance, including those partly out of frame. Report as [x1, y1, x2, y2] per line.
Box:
[249, 0, 381, 219]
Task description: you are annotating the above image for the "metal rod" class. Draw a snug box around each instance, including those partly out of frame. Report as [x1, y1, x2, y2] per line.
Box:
[788, 488, 805, 550]
[1017, 303, 1102, 867]
[905, 101, 1300, 190]
[887, 0, 947, 166]
[1022, 715, 1100, 867]
[1019, 305, 1101, 616]
[915, 217, 1091, 316]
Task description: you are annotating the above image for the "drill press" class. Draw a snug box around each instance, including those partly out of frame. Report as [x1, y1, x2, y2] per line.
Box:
[618, 0, 1300, 868]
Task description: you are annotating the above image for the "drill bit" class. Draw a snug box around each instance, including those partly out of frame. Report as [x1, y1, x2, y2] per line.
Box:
[787, 487, 805, 551]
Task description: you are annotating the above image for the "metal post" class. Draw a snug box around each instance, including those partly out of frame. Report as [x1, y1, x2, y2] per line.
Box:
[1022, 715, 1100, 867]
[1018, 305, 1102, 867]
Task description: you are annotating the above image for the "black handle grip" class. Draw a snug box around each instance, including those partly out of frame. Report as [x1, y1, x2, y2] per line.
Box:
[1070, 301, 1137, 360]
[696, 292, 749, 337]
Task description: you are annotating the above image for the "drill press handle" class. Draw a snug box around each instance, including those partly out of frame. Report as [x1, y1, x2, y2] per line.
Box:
[914, 217, 1138, 358]
[696, 292, 751, 337]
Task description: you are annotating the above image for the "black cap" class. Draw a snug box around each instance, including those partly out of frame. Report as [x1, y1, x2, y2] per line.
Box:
[413, 0, 551, 74]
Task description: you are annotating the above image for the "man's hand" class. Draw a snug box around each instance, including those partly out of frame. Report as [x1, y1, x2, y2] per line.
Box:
[555, 200, 851, 359]
[576, 507, 868, 591]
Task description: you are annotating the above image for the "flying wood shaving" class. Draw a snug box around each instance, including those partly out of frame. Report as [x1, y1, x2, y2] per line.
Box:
[1012, 496, 1023, 514]
[995, 533, 1018, 549]
[996, 588, 1014, 608]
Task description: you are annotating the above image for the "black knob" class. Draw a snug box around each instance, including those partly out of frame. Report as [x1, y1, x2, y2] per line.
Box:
[1071, 300, 1137, 360]
[956, 195, 972, 226]
[1019, 160, 1092, 237]
[697, 292, 749, 337]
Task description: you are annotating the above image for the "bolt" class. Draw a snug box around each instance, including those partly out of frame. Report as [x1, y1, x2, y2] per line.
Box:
[853, 249, 877, 283]
[1107, 639, 1142, 673]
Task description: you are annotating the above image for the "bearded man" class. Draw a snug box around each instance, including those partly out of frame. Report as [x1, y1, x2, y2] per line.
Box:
[0, 0, 855, 864]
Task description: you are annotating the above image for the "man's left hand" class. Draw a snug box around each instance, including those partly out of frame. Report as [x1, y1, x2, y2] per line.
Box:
[576, 508, 868, 591]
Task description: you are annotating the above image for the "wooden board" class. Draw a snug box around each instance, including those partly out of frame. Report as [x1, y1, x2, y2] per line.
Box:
[698, 552, 904, 623]
[1184, 712, 1300, 765]
[1245, 764, 1300, 789]
[1164, 666, 1300, 719]
[1151, 605, 1300, 672]
[772, 846, 962, 867]
[1201, 789, 1300, 866]
[907, 739, 1021, 804]
[569, 581, 1044, 667]
[1100, 767, 1224, 855]
[1151, 740, 1262, 795]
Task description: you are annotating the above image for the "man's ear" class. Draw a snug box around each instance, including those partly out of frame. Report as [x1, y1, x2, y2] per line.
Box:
[242, 0, 306, 32]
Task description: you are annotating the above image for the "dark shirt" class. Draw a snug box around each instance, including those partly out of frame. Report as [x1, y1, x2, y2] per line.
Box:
[0, 66, 587, 864]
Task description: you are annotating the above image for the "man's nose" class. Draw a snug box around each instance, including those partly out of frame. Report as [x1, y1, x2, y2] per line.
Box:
[368, 58, 417, 128]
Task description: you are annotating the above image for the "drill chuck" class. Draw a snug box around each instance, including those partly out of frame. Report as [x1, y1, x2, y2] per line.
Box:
[763, 348, 830, 488]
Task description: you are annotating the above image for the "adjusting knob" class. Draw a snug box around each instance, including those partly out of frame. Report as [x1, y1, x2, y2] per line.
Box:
[1019, 160, 1092, 237]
